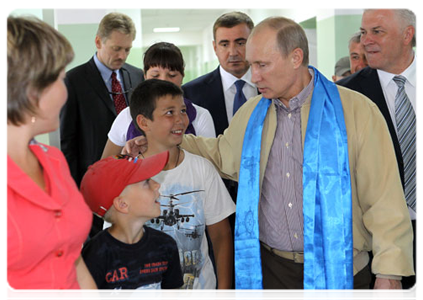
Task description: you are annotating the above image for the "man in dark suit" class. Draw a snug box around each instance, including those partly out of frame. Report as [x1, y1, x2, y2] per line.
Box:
[60, 12, 143, 236]
[337, 9, 416, 289]
[182, 11, 258, 136]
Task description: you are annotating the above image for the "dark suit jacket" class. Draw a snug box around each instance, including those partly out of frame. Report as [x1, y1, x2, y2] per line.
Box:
[60, 57, 144, 186]
[182, 67, 228, 136]
[337, 67, 404, 187]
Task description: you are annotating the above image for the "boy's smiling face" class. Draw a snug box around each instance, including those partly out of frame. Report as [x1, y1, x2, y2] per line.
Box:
[145, 94, 188, 150]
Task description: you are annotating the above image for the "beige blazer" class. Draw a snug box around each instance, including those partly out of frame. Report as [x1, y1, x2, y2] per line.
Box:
[182, 84, 414, 277]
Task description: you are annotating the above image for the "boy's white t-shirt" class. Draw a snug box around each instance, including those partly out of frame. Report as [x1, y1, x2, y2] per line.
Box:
[108, 105, 216, 147]
[147, 150, 235, 289]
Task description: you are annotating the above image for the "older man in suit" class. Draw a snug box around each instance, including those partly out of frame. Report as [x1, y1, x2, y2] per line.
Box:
[337, 9, 416, 289]
[182, 11, 258, 136]
[60, 12, 143, 236]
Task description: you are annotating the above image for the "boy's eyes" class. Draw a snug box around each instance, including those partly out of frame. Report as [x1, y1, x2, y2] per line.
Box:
[165, 109, 187, 115]
[149, 73, 177, 78]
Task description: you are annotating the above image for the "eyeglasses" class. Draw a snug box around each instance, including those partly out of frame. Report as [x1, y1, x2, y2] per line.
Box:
[108, 67, 133, 96]
[109, 88, 133, 96]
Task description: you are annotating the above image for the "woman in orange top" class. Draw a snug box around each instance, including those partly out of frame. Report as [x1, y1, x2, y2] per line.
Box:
[7, 16, 96, 289]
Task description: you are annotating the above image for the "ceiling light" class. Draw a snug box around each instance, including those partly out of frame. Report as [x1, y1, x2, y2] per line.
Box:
[153, 27, 180, 33]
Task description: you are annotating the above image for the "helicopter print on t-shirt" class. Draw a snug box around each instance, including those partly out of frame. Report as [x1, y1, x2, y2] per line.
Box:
[148, 189, 206, 289]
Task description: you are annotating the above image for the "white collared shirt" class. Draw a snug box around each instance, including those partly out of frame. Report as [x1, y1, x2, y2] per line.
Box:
[93, 53, 126, 102]
[377, 55, 416, 131]
[377, 55, 416, 219]
[219, 66, 258, 123]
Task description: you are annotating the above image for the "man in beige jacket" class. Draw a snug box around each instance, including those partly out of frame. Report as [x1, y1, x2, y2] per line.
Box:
[125, 16, 414, 289]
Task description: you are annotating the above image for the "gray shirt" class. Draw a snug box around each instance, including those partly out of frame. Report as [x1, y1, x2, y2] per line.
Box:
[259, 69, 314, 252]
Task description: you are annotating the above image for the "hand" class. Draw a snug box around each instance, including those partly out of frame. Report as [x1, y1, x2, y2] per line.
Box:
[121, 136, 148, 157]
[372, 278, 403, 300]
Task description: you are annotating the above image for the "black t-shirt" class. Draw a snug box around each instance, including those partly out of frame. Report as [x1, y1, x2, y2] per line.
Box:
[82, 226, 183, 289]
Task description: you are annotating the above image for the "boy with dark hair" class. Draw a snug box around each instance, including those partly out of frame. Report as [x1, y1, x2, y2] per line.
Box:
[80, 152, 183, 289]
[130, 79, 235, 289]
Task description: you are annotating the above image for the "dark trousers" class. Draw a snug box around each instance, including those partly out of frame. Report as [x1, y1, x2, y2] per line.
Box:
[402, 220, 420, 300]
[260, 243, 371, 289]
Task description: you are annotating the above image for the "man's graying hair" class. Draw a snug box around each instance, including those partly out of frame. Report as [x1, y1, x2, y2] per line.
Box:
[364, 9, 416, 47]
[349, 31, 361, 47]
[252, 16, 310, 66]
[97, 12, 136, 42]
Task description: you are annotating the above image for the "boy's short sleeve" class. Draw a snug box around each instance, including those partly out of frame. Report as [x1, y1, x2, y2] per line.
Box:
[108, 107, 132, 147]
[161, 237, 184, 289]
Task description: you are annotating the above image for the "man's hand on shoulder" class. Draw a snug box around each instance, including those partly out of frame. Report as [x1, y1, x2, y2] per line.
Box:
[122, 136, 148, 157]
[372, 278, 403, 300]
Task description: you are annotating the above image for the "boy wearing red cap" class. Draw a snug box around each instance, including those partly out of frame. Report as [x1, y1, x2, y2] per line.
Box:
[128, 79, 235, 289]
[80, 152, 183, 289]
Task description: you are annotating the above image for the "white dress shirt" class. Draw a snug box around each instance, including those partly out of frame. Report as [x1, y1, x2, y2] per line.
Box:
[219, 66, 258, 123]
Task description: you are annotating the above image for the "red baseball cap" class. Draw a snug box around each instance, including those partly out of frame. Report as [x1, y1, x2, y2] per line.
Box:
[80, 151, 169, 217]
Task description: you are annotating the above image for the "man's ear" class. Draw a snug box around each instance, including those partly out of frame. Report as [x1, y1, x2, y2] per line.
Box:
[94, 35, 102, 50]
[291, 48, 304, 69]
[403, 25, 415, 46]
[113, 196, 129, 214]
[136, 114, 150, 133]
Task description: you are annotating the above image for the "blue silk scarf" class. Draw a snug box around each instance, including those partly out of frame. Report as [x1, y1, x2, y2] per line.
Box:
[235, 97, 271, 289]
[235, 66, 353, 289]
[302, 67, 353, 289]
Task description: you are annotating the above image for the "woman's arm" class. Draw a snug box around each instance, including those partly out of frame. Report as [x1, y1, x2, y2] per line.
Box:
[75, 255, 97, 289]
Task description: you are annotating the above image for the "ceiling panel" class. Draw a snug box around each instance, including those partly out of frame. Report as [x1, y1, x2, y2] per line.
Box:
[141, 9, 228, 34]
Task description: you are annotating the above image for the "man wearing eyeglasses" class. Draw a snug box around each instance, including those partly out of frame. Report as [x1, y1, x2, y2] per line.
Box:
[60, 12, 143, 237]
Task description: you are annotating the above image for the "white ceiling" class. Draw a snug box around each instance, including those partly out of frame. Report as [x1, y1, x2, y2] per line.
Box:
[141, 9, 229, 35]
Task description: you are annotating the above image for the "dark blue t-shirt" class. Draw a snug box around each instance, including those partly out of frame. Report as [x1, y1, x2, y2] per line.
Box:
[82, 226, 183, 289]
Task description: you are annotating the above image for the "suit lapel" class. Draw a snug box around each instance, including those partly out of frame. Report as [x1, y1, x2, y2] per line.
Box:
[207, 68, 229, 133]
[120, 66, 132, 104]
[86, 58, 117, 116]
[359, 68, 404, 185]
[360, 68, 394, 127]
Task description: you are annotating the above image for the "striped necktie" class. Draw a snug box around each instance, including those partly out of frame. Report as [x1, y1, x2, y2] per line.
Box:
[393, 75, 416, 212]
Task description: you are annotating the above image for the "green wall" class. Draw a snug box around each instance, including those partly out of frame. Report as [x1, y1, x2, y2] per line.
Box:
[317, 14, 362, 78]
[59, 24, 98, 71]
[59, 24, 144, 71]
[334, 14, 363, 59]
